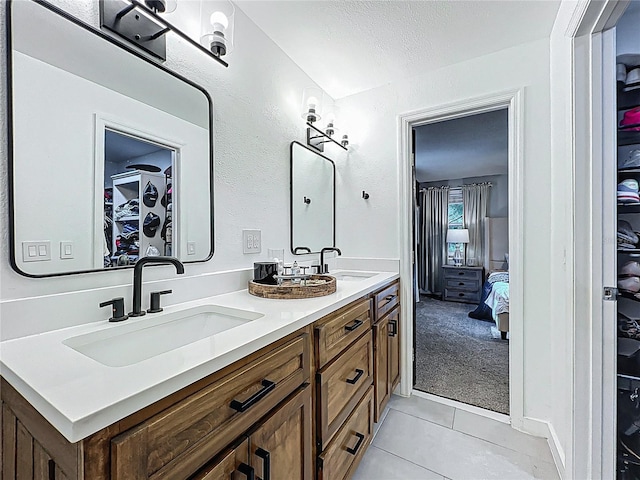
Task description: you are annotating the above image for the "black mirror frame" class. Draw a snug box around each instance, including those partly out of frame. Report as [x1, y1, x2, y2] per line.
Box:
[6, 0, 215, 278]
[289, 141, 336, 256]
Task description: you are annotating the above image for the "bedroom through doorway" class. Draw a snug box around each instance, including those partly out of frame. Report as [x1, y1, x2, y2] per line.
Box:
[413, 108, 510, 415]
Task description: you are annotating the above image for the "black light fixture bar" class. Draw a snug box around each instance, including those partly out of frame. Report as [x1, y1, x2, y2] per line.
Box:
[306, 122, 347, 152]
[101, 0, 228, 67]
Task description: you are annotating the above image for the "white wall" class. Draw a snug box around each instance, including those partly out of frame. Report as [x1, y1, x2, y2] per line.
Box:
[0, 1, 326, 336]
[335, 36, 557, 440]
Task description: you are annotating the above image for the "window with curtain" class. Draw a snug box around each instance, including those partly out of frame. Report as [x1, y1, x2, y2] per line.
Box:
[447, 188, 463, 262]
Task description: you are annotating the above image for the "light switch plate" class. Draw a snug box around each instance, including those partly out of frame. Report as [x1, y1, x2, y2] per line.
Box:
[187, 242, 196, 255]
[243, 229, 261, 254]
[60, 241, 74, 259]
[22, 241, 51, 262]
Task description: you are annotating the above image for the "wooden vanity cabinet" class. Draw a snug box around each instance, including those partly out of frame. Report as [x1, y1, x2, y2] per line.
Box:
[193, 385, 313, 480]
[372, 281, 401, 422]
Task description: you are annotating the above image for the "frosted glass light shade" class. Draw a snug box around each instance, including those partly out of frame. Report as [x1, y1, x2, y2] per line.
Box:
[200, 0, 235, 56]
[301, 87, 323, 123]
[447, 228, 469, 244]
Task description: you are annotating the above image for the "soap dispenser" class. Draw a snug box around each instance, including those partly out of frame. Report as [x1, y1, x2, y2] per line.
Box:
[292, 261, 301, 284]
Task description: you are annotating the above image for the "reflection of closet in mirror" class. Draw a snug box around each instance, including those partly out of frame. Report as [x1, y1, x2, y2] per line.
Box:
[104, 130, 175, 268]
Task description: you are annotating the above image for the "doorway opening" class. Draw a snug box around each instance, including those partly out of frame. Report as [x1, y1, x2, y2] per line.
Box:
[413, 109, 510, 415]
[398, 90, 523, 425]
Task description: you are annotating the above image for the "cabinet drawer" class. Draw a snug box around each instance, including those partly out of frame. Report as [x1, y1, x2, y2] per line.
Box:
[315, 298, 372, 368]
[443, 288, 481, 304]
[444, 278, 479, 292]
[317, 386, 374, 480]
[443, 267, 482, 281]
[110, 334, 310, 480]
[317, 331, 373, 450]
[191, 438, 249, 480]
[374, 281, 399, 322]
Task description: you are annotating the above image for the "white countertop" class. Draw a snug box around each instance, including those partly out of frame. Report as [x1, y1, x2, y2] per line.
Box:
[0, 270, 398, 443]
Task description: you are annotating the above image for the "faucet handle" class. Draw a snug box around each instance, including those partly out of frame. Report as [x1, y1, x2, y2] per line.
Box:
[99, 297, 129, 323]
[148, 290, 172, 314]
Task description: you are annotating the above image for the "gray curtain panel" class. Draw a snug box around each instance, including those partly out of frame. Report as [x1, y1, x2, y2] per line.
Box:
[418, 187, 449, 294]
[462, 183, 491, 267]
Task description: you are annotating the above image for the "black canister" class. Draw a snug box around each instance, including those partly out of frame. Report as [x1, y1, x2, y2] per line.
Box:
[254, 261, 278, 285]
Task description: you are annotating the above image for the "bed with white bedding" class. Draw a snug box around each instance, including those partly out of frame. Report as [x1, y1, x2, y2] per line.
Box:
[468, 271, 509, 339]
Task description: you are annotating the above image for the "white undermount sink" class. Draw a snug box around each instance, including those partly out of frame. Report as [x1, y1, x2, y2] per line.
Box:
[331, 271, 377, 281]
[63, 305, 264, 367]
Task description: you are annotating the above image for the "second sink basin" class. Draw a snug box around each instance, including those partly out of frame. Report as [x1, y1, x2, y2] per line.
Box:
[332, 271, 377, 281]
[63, 305, 264, 367]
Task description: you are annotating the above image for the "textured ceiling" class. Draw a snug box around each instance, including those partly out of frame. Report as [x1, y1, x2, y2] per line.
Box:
[235, 0, 561, 99]
[414, 109, 508, 183]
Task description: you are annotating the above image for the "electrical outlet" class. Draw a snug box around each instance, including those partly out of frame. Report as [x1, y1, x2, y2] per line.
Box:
[242, 230, 261, 254]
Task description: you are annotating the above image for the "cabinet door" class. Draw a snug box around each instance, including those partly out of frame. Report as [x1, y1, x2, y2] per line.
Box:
[373, 317, 390, 422]
[192, 438, 252, 480]
[388, 307, 401, 393]
[249, 385, 313, 480]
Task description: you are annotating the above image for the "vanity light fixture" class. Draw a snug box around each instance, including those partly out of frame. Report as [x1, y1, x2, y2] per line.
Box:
[301, 87, 323, 124]
[200, 0, 235, 57]
[303, 95, 349, 152]
[100, 0, 230, 67]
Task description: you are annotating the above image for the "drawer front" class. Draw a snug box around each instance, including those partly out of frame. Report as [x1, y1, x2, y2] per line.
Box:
[317, 386, 374, 480]
[443, 268, 482, 281]
[317, 331, 373, 450]
[444, 288, 481, 304]
[111, 334, 310, 480]
[444, 278, 479, 292]
[373, 281, 399, 322]
[315, 298, 372, 368]
[191, 438, 249, 480]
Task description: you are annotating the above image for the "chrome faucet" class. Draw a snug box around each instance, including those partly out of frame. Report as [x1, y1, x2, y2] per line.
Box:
[319, 247, 342, 274]
[130, 256, 185, 317]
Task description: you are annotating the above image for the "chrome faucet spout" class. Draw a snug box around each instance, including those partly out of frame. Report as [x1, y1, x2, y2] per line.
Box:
[130, 256, 185, 317]
[319, 247, 342, 274]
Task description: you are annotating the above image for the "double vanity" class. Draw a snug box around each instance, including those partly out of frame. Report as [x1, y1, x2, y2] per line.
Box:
[1, 270, 400, 479]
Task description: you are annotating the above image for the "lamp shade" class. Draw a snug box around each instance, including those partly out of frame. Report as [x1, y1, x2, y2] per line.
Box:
[447, 228, 469, 244]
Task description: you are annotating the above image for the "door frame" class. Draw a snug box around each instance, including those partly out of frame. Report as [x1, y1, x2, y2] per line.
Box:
[568, 0, 629, 478]
[397, 89, 524, 425]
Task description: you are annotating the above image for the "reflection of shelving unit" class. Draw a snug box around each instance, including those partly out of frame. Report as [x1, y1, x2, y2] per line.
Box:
[111, 171, 165, 265]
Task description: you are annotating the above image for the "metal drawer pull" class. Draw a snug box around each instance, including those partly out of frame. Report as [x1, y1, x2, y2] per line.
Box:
[346, 369, 364, 384]
[458, 282, 465, 286]
[381, 294, 396, 307]
[346, 432, 366, 455]
[230, 379, 276, 412]
[345, 319, 364, 332]
[388, 319, 397, 337]
[255, 447, 271, 480]
[237, 463, 255, 480]
[458, 271, 465, 275]
[458, 293, 465, 297]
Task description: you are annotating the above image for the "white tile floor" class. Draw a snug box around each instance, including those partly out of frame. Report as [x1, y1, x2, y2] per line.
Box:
[352, 394, 559, 480]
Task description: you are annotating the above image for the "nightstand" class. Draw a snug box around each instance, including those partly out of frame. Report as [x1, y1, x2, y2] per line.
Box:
[442, 265, 484, 304]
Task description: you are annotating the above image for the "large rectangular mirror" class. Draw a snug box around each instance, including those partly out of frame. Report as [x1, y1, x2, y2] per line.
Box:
[290, 141, 335, 254]
[8, 0, 213, 277]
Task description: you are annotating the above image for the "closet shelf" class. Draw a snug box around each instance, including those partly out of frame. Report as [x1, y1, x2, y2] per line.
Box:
[618, 291, 640, 303]
[618, 203, 640, 213]
[115, 215, 139, 222]
[618, 249, 640, 254]
[618, 130, 640, 147]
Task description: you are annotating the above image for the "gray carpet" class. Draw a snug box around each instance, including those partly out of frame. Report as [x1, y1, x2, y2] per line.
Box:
[414, 296, 509, 414]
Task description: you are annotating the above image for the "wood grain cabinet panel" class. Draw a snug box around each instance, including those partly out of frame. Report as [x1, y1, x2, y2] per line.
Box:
[373, 281, 399, 322]
[111, 334, 310, 480]
[316, 331, 373, 450]
[315, 298, 372, 369]
[388, 307, 401, 395]
[317, 386, 374, 480]
[191, 438, 250, 480]
[249, 386, 313, 480]
[373, 316, 390, 422]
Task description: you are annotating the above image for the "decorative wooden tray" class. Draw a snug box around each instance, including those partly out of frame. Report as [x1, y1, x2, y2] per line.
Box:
[248, 275, 336, 299]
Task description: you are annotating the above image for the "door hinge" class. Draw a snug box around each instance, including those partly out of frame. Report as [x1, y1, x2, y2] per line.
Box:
[603, 287, 618, 301]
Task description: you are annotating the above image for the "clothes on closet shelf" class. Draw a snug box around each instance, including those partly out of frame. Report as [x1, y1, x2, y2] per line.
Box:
[618, 220, 640, 250]
[114, 199, 140, 220]
[618, 179, 640, 204]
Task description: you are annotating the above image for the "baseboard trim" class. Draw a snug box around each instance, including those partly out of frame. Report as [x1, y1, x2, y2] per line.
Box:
[521, 417, 566, 479]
